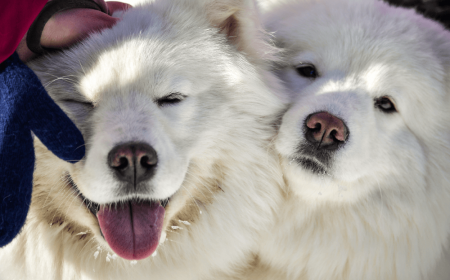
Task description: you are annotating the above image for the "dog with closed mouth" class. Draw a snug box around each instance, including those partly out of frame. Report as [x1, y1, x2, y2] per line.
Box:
[0, 0, 286, 279]
[247, 0, 450, 279]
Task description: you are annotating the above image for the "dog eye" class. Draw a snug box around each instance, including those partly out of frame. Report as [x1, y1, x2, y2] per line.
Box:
[60, 99, 95, 109]
[156, 93, 186, 107]
[374, 96, 397, 113]
[295, 64, 318, 79]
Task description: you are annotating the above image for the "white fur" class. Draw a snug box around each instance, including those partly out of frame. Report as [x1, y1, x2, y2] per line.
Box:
[252, 0, 450, 279]
[0, 0, 286, 279]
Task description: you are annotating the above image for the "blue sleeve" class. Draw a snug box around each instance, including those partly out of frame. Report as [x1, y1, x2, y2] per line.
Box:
[0, 53, 85, 246]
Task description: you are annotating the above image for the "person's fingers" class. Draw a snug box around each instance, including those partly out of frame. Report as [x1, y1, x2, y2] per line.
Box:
[40, 8, 120, 49]
[40, 1, 132, 50]
[90, 0, 109, 14]
[15, 33, 36, 63]
[16, 1, 132, 62]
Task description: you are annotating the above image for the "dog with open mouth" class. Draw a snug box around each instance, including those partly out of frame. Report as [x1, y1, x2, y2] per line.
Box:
[245, 0, 450, 279]
[0, 0, 286, 279]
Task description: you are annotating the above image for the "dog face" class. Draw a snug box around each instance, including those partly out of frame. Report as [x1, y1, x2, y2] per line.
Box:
[266, 0, 450, 203]
[29, 0, 282, 262]
[70, 38, 221, 204]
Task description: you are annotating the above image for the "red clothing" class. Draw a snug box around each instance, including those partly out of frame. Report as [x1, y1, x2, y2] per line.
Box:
[0, 0, 47, 63]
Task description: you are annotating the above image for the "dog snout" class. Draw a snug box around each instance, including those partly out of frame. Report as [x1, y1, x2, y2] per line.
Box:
[304, 112, 349, 150]
[108, 142, 158, 185]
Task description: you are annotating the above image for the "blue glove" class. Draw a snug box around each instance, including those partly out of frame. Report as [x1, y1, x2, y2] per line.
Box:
[0, 53, 85, 246]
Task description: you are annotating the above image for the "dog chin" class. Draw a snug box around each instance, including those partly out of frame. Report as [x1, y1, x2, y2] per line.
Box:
[284, 156, 332, 185]
[294, 156, 329, 175]
[284, 155, 378, 204]
[67, 173, 173, 260]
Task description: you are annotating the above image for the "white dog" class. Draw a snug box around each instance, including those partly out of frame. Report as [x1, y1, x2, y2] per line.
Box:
[248, 0, 450, 279]
[0, 0, 286, 279]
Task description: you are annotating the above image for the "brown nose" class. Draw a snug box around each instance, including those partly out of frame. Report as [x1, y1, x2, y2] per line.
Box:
[107, 142, 158, 185]
[304, 112, 348, 150]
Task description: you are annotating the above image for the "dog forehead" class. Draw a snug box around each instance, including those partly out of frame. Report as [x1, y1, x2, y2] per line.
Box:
[273, 0, 438, 69]
[71, 3, 229, 101]
[77, 37, 217, 101]
[275, 0, 447, 98]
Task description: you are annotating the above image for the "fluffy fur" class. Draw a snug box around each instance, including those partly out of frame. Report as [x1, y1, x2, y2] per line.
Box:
[250, 0, 450, 279]
[0, 0, 286, 279]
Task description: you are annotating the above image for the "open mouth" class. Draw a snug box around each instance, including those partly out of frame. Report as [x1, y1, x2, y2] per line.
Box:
[66, 173, 170, 260]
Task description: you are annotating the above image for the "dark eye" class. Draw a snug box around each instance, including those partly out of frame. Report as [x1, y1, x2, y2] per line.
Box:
[60, 99, 95, 109]
[374, 96, 397, 113]
[295, 64, 318, 79]
[156, 93, 186, 107]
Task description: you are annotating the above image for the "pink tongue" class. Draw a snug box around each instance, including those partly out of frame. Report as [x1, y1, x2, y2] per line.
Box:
[97, 201, 165, 260]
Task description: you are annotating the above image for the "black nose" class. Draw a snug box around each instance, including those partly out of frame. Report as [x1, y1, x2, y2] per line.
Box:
[107, 142, 158, 185]
[304, 111, 349, 151]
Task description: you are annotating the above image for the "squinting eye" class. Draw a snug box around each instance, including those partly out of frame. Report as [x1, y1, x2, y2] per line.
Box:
[60, 99, 95, 109]
[156, 93, 187, 107]
[374, 96, 397, 113]
[295, 64, 318, 79]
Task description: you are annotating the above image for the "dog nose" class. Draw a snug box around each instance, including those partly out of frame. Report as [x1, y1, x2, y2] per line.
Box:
[304, 112, 349, 150]
[108, 142, 158, 185]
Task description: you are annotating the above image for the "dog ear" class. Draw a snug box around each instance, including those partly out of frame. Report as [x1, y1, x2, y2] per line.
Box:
[202, 0, 278, 62]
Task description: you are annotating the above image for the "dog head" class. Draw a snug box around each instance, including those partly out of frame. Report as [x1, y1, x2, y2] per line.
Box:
[30, 0, 282, 262]
[265, 0, 450, 203]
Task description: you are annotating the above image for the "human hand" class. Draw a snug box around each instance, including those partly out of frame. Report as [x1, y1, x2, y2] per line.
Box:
[16, 0, 132, 62]
[0, 0, 131, 246]
[0, 52, 86, 246]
